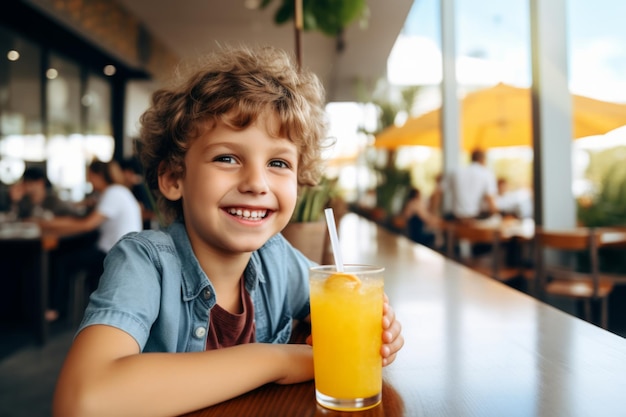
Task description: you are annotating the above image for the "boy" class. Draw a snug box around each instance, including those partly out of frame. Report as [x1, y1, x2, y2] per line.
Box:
[53, 45, 403, 417]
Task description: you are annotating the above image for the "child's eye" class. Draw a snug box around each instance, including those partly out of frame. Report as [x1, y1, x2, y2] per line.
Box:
[214, 155, 237, 164]
[269, 159, 290, 169]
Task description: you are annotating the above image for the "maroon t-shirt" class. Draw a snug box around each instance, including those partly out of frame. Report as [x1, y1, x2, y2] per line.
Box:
[206, 278, 256, 349]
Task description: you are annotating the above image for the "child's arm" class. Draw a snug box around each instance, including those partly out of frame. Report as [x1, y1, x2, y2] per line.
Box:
[53, 325, 313, 417]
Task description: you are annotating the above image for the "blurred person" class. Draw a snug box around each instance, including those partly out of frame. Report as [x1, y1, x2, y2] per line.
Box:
[495, 177, 534, 219]
[12, 167, 81, 220]
[427, 173, 445, 217]
[0, 180, 24, 220]
[39, 159, 142, 322]
[444, 149, 497, 220]
[495, 177, 518, 218]
[401, 187, 442, 247]
[120, 156, 157, 228]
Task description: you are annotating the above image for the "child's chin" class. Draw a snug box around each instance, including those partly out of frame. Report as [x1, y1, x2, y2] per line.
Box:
[234, 236, 269, 252]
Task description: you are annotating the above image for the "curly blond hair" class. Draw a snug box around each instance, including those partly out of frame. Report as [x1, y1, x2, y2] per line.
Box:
[138, 45, 328, 224]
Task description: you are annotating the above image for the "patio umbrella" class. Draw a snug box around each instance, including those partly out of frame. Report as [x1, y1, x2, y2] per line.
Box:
[374, 83, 626, 151]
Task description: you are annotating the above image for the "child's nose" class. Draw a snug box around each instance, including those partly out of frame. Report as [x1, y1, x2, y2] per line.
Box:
[239, 165, 269, 194]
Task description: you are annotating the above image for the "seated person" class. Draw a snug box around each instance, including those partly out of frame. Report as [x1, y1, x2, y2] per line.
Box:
[495, 178, 518, 218]
[8, 167, 81, 220]
[0, 181, 23, 220]
[39, 159, 143, 322]
[401, 187, 442, 247]
[427, 173, 445, 217]
[495, 178, 534, 219]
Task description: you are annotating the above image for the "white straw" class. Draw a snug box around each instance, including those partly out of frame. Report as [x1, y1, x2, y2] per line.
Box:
[324, 208, 344, 272]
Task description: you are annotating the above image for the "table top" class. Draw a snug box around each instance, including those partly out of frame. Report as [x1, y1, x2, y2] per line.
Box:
[0, 220, 94, 250]
[476, 215, 536, 240]
[473, 216, 626, 247]
[0, 220, 41, 240]
[183, 212, 626, 417]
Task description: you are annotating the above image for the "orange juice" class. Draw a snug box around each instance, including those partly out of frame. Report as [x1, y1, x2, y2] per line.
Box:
[309, 265, 384, 411]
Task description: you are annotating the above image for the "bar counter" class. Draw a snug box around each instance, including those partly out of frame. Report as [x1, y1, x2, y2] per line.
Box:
[0, 222, 97, 344]
[183, 212, 626, 417]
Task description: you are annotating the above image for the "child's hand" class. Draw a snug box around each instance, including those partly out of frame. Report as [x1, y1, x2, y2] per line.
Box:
[381, 293, 404, 366]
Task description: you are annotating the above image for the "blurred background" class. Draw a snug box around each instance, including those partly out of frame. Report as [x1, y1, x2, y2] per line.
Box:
[1, 0, 625, 229]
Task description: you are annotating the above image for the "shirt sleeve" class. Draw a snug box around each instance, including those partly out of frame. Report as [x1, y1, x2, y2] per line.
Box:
[78, 233, 163, 349]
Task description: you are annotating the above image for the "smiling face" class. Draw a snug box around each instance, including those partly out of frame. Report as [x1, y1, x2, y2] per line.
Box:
[159, 111, 299, 258]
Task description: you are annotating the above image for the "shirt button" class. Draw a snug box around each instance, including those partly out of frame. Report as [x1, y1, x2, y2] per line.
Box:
[194, 327, 207, 339]
[202, 288, 211, 300]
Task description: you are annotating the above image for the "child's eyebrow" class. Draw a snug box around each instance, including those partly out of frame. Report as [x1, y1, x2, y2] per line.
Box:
[201, 139, 297, 155]
[269, 142, 299, 157]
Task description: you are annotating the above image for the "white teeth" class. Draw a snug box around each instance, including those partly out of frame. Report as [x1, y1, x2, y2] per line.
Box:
[228, 208, 267, 220]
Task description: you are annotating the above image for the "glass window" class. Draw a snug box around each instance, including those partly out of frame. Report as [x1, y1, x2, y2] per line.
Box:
[0, 27, 43, 185]
[84, 72, 112, 135]
[83, 72, 114, 165]
[568, 0, 626, 103]
[0, 27, 42, 136]
[47, 52, 81, 136]
[46, 53, 87, 201]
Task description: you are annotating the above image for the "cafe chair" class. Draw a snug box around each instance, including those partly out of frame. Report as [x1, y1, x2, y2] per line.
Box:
[445, 222, 523, 283]
[534, 227, 614, 329]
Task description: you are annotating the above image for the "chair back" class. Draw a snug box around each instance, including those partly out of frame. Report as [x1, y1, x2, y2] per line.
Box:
[534, 227, 600, 297]
[453, 223, 500, 244]
[445, 221, 503, 279]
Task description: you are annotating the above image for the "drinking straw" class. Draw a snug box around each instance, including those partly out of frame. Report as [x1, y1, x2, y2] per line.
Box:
[324, 207, 344, 272]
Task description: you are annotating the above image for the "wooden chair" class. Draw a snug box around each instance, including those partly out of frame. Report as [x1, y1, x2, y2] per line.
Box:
[534, 227, 614, 329]
[445, 221, 523, 283]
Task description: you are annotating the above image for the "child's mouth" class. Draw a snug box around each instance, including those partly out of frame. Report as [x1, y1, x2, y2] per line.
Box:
[227, 208, 268, 221]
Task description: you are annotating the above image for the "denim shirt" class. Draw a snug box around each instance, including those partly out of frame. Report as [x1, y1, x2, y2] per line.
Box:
[78, 221, 314, 352]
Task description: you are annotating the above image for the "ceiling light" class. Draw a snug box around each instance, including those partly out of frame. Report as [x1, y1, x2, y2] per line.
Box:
[244, 0, 261, 10]
[103, 64, 116, 76]
[46, 68, 58, 79]
[7, 50, 20, 61]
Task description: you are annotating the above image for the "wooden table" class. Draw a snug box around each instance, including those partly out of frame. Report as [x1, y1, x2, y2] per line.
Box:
[183, 213, 626, 417]
[474, 216, 626, 247]
[473, 215, 536, 240]
[473, 218, 626, 279]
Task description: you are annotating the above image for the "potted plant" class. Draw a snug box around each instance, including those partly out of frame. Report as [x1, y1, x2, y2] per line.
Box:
[281, 176, 341, 263]
[374, 164, 411, 224]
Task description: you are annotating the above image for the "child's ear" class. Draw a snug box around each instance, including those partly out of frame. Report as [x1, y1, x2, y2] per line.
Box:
[158, 165, 183, 201]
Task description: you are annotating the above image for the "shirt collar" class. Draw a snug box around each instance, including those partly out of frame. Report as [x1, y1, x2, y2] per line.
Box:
[168, 220, 267, 299]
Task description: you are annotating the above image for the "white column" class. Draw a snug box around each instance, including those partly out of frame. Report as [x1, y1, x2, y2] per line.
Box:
[440, 0, 460, 214]
[530, 0, 576, 228]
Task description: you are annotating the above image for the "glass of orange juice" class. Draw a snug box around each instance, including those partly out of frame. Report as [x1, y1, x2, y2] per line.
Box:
[309, 264, 384, 411]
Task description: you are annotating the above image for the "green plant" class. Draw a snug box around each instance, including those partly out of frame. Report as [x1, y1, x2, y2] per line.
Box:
[374, 165, 411, 218]
[577, 152, 626, 227]
[261, 0, 368, 37]
[291, 176, 338, 222]
[356, 81, 422, 135]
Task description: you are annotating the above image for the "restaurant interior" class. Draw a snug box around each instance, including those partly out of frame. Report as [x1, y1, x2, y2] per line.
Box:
[2, 1, 626, 416]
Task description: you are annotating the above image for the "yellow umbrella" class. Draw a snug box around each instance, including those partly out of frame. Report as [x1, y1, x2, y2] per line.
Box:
[374, 83, 626, 151]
